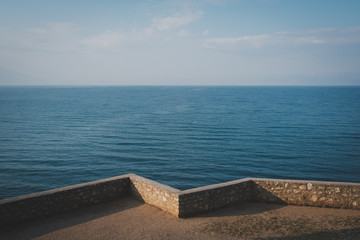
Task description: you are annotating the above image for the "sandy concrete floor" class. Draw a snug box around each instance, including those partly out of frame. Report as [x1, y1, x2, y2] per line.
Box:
[1, 197, 359, 240]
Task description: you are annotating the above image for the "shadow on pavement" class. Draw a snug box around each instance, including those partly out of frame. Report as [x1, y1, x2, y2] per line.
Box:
[0, 197, 143, 240]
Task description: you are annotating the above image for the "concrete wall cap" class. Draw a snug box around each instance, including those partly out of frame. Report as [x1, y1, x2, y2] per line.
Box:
[0, 174, 131, 205]
[129, 174, 181, 194]
[181, 178, 253, 195]
[250, 178, 360, 186]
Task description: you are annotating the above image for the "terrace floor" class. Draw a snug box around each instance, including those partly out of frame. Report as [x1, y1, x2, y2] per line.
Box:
[1, 197, 359, 240]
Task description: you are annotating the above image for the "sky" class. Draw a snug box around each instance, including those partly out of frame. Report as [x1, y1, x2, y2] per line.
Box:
[0, 0, 360, 86]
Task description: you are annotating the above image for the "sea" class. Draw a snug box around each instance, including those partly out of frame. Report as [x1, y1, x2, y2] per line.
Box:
[0, 86, 359, 200]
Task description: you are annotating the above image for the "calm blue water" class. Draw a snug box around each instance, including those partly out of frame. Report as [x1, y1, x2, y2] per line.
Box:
[0, 86, 359, 200]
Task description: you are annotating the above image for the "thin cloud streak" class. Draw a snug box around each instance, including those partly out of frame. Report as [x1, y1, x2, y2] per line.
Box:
[26, 22, 78, 36]
[81, 10, 203, 48]
[83, 31, 123, 47]
[203, 27, 360, 49]
[0, 22, 81, 53]
[151, 11, 203, 31]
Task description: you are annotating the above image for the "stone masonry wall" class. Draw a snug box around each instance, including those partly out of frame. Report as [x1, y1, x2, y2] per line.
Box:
[1, 174, 359, 226]
[129, 175, 180, 217]
[0, 175, 130, 226]
[253, 178, 360, 209]
[179, 179, 254, 217]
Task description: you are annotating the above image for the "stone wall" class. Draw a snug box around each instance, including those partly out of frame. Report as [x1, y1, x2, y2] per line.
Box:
[178, 179, 254, 217]
[0, 175, 130, 226]
[252, 178, 360, 209]
[1, 174, 359, 226]
[129, 175, 180, 217]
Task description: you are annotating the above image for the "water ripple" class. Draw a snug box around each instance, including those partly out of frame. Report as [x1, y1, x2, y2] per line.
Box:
[0, 86, 359, 199]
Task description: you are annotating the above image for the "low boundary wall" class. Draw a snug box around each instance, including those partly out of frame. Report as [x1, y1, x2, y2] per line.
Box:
[129, 175, 180, 217]
[1, 174, 359, 225]
[253, 178, 360, 209]
[0, 175, 131, 226]
[178, 178, 254, 217]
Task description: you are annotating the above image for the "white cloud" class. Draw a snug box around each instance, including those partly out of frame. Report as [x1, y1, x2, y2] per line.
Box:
[203, 27, 360, 49]
[0, 9, 204, 53]
[178, 29, 189, 37]
[82, 10, 203, 48]
[151, 11, 203, 31]
[83, 30, 123, 47]
[203, 34, 271, 49]
[25, 28, 48, 34]
[0, 22, 80, 53]
[26, 22, 78, 36]
[202, 30, 209, 36]
[258, 0, 279, 5]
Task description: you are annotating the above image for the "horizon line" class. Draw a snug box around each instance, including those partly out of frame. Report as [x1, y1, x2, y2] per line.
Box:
[1, 84, 360, 88]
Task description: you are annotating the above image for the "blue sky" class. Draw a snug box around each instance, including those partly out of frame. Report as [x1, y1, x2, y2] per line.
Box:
[0, 0, 360, 85]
